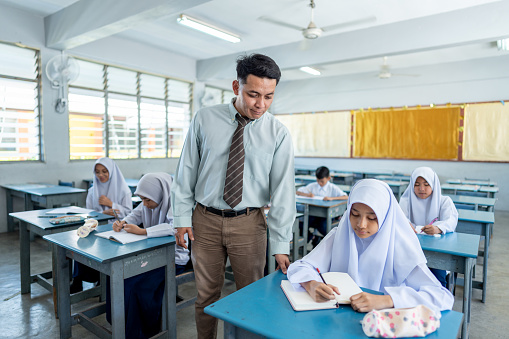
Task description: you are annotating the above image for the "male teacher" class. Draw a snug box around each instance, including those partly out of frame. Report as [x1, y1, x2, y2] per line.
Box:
[171, 53, 295, 338]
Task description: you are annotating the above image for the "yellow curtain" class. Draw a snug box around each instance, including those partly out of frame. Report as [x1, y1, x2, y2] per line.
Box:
[276, 112, 350, 157]
[463, 102, 509, 161]
[353, 107, 459, 160]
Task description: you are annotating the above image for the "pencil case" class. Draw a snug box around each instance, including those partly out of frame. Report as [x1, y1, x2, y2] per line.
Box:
[361, 305, 440, 338]
[49, 216, 86, 225]
[77, 219, 99, 238]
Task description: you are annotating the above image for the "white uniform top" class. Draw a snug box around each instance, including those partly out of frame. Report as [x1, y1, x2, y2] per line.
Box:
[399, 167, 458, 234]
[297, 181, 347, 197]
[123, 173, 189, 266]
[288, 179, 454, 313]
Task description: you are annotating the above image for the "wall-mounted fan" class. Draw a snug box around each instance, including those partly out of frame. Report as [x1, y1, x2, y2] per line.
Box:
[378, 56, 419, 79]
[258, 0, 376, 40]
[45, 52, 80, 113]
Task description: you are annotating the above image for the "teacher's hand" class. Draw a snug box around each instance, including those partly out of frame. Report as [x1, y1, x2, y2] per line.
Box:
[275, 254, 291, 274]
[176, 227, 194, 249]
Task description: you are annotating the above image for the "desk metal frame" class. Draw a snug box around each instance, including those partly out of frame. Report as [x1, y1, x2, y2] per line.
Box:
[418, 233, 479, 339]
[297, 198, 347, 235]
[44, 227, 177, 339]
[456, 210, 494, 303]
[3, 184, 86, 232]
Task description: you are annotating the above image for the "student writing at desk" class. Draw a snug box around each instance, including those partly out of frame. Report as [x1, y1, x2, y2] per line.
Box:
[71, 157, 133, 293]
[399, 167, 458, 287]
[296, 166, 348, 247]
[111, 172, 189, 339]
[288, 179, 453, 313]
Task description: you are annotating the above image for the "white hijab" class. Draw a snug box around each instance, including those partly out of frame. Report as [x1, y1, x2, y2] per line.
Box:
[134, 172, 173, 227]
[400, 167, 442, 226]
[91, 157, 131, 212]
[328, 179, 426, 291]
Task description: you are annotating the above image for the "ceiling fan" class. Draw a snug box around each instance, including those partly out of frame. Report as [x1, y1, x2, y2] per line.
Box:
[258, 0, 376, 40]
[377, 56, 420, 79]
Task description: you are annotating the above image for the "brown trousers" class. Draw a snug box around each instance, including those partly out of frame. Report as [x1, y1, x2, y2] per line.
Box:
[191, 203, 267, 339]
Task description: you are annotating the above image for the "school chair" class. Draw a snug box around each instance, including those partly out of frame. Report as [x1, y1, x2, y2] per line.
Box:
[58, 180, 75, 187]
[175, 260, 196, 311]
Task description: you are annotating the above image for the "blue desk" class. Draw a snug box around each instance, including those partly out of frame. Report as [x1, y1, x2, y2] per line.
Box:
[124, 178, 139, 194]
[447, 194, 497, 212]
[375, 174, 411, 182]
[447, 179, 497, 187]
[296, 197, 347, 235]
[418, 232, 479, 339]
[43, 225, 177, 339]
[205, 271, 463, 339]
[442, 184, 498, 199]
[9, 208, 113, 299]
[380, 180, 409, 200]
[457, 209, 495, 303]
[2, 183, 87, 232]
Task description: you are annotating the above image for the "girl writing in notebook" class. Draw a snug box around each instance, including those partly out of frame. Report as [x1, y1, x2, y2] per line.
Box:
[71, 157, 133, 293]
[399, 166, 459, 287]
[287, 179, 454, 313]
[109, 172, 190, 339]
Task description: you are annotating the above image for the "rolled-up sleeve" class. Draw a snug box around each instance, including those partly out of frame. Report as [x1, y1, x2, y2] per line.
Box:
[267, 130, 296, 255]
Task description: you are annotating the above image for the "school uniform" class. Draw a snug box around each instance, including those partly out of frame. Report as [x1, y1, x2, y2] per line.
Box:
[106, 172, 189, 339]
[297, 181, 347, 241]
[73, 157, 133, 289]
[399, 167, 459, 286]
[86, 157, 133, 219]
[288, 179, 454, 313]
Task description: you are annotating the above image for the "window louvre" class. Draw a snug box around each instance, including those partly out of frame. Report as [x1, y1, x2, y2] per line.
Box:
[69, 59, 192, 160]
[0, 43, 41, 162]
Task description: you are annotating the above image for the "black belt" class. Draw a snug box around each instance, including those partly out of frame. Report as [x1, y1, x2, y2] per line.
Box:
[200, 203, 259, 218]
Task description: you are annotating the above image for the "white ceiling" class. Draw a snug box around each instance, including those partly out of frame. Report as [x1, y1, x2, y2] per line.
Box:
[1, 0, 508, 83]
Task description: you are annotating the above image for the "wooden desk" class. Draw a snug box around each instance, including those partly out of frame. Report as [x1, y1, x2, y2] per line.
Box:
[418, 232, 479, 339]
[447, 194, 497, 212]
[2, 183, 87, 232]
[442, 184, 499, 199]
[296, 197, 347, 235]
[457, 209, 495, 303]
[9, 209, 113, 298]
[447, 179, 497, 187]
[205, 271, 463, 339]
[43, 225, 177, 339]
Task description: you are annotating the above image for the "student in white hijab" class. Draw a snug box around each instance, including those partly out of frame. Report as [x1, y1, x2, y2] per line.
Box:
[287, 179, 454, 314]
[399, 167, 458, 287]
[110, 172, 190, 339]
[72, 157, 133, 293]
[86, 157, 133, 218]
[399, 167, 458, 235]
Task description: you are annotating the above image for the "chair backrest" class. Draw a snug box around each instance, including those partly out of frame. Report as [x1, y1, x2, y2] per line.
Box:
[58, 180, 75, 187]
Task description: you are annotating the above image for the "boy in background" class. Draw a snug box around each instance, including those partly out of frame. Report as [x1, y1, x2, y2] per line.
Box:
[297, 166, 348, 247]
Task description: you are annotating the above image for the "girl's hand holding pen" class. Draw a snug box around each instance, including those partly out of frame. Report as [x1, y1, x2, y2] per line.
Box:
[112, 220, 126, 232]
[302, 280, 340, 303]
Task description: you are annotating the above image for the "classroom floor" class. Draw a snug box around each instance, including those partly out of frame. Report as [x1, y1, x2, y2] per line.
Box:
[0, 211, 508, 338]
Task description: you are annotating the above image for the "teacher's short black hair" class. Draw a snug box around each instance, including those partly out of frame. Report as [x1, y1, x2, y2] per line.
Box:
[236, 53, 281, 85]
[315, 166, 330, 180]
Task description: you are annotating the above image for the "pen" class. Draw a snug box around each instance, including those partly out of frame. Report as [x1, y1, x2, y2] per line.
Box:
[316, 268, 340, 308]
[38, 215, 58, 218]
[428, 217, 438, 225]
[112, 210, 124, 229]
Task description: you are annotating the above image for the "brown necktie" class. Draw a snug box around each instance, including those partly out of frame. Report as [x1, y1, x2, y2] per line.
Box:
[223, 114, 251, 209]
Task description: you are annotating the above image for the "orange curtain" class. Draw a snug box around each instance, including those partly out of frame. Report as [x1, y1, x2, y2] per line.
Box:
[353, 107, 460, 160]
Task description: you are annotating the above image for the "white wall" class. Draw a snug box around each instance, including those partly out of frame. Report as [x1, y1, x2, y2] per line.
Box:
[273, 54, 509, 211]
[0, 4, 196, 233]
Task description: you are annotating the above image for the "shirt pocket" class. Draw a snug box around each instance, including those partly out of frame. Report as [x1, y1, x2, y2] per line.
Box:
[244, 144, 272, 183]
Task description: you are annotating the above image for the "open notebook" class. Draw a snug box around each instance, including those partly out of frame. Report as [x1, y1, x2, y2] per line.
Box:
[281, 272, 362, 311]
[95, 229, 147, 244]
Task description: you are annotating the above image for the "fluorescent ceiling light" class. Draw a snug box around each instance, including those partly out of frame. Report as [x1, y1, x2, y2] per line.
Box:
[497, 38, 509, 51]
[299, 66, 321, 76]
[177, 14, 241, 43]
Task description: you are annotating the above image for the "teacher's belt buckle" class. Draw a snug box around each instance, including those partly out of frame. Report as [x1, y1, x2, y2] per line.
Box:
[77, 219, 99, 238]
